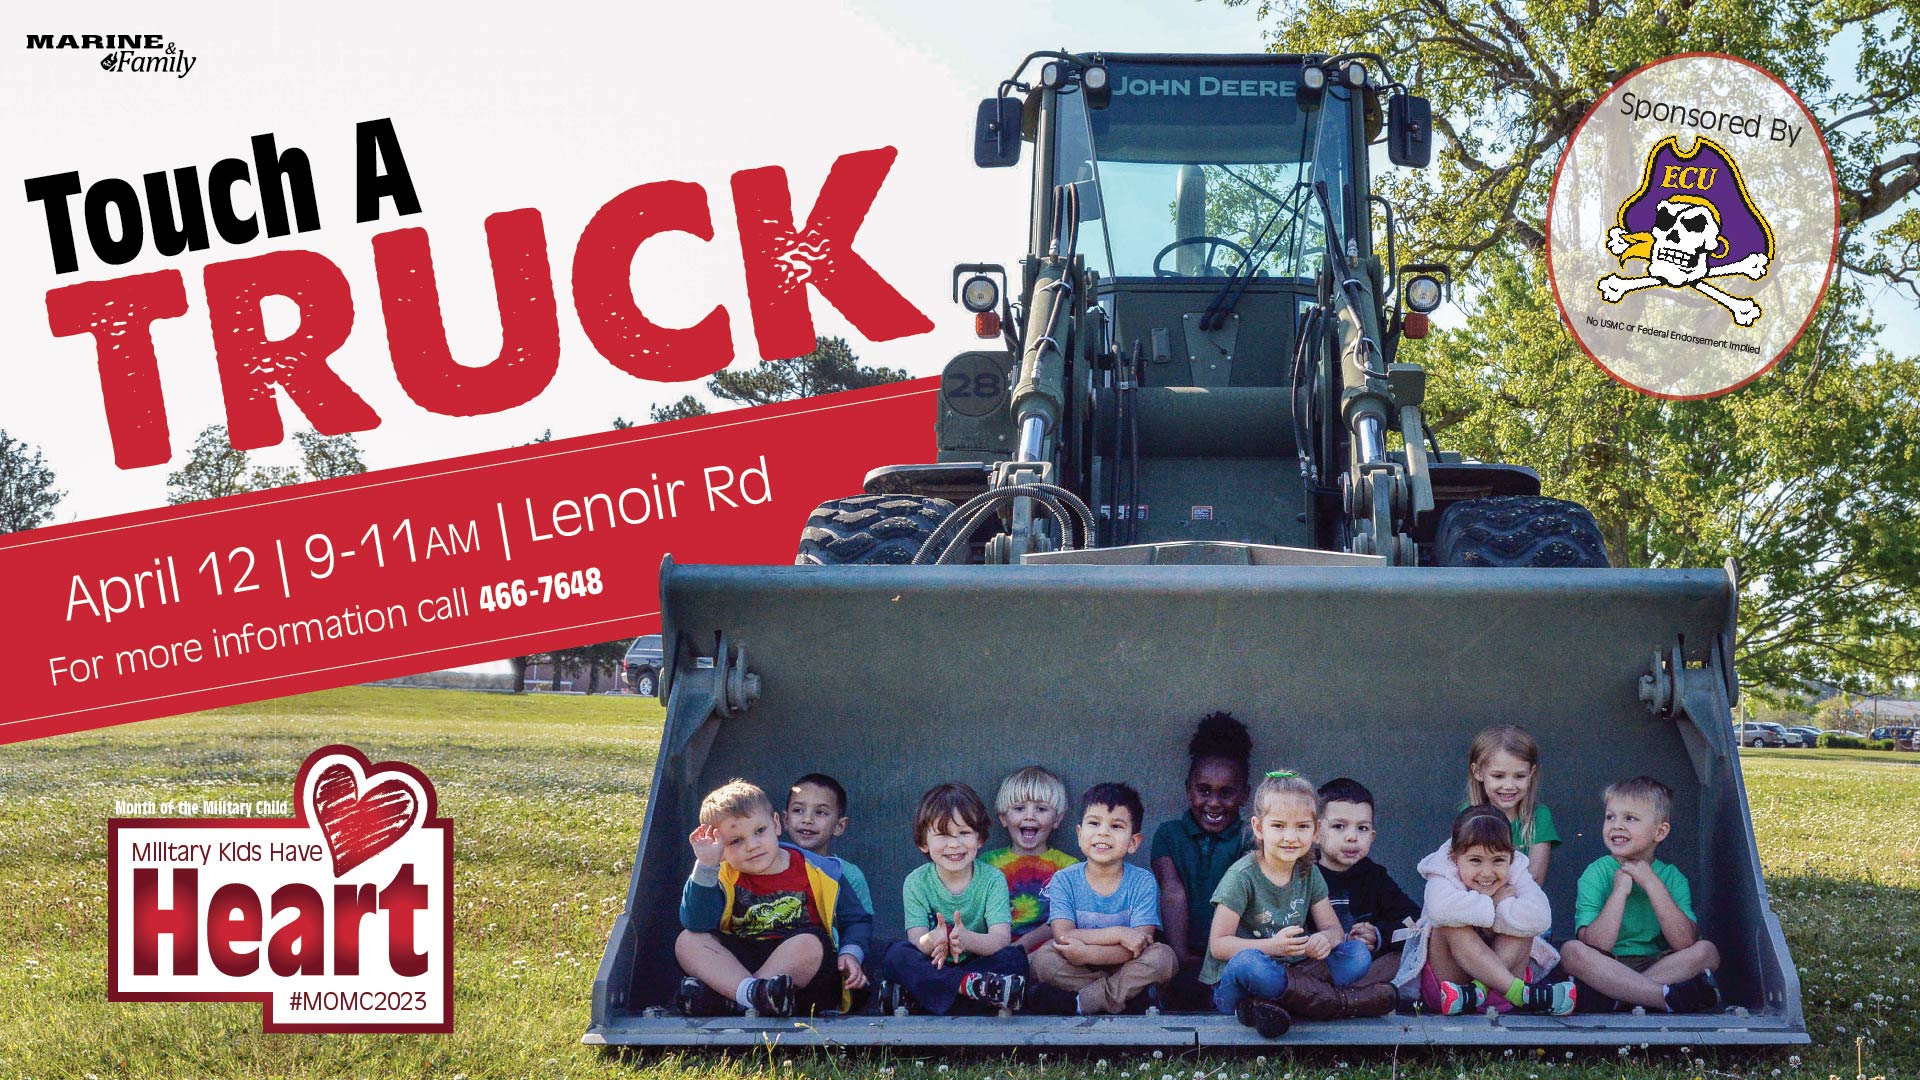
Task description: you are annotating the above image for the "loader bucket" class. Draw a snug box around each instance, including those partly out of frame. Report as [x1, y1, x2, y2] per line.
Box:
[586, 561, 1805, 1049]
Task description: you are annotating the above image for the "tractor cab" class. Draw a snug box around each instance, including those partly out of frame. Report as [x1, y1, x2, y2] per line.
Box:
[924, 53, 1496, 563]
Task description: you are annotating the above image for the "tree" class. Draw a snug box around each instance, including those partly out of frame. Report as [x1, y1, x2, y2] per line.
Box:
[649, 395, 710, 423]
[638, 336, 905, 424]
[578, 639, 628, 694]
[0, 430, 63, 534]
[708, 336, 908, 406]
[1418, 251, 1920, 693]
[1231, 0, 1920, 692]
[1234, 0, 1918, 286]
[166, 426, 371, 505]
[166, 426, 253, 504]
[295, 430, 368, 480]
[1813, 692, 1862, 732]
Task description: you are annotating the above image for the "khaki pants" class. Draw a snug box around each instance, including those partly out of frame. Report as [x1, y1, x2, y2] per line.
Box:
[1029, 941, 1178, 1015]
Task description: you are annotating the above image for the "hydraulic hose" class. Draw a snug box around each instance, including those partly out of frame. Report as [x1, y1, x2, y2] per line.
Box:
[911, 483, 1097, 566]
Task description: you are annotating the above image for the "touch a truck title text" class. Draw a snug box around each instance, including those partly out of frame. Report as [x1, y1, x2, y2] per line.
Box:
[25, 119, 933, 469]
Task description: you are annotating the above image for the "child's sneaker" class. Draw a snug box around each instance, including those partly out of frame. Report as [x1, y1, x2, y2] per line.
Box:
[878, 980, 915, 1015]
[747, 974, 794, 1017]
[674, 976, 734, 1017]
[1434, 979, 1485, 1015]
[1664, 972, 1721, 1014]
[960, 971, 1025, 1011]
[1524, 977, 1578, 1016]
[1234, 996, 1293, 1038]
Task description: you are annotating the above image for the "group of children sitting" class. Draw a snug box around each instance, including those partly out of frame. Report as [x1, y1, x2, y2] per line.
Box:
[674, 716, 1723, 1037]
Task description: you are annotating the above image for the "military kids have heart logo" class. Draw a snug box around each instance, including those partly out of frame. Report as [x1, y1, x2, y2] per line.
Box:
[1546, 54, 1837, 398]
[109, 745, 453, 1032]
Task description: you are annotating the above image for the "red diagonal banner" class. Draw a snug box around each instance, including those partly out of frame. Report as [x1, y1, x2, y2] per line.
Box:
[0, 379, 936, 743]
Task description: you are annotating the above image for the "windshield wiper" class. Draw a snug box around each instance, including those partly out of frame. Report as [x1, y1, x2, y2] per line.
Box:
[1198, 171, 1312, 331]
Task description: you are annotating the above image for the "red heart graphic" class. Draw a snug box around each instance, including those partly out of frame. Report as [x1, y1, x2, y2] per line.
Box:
[310, 762, 418, 876]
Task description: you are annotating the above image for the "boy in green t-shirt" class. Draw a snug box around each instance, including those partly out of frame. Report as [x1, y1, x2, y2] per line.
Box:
[879, 783, 1030, 1014]
[1559, 776, 1722, 1013]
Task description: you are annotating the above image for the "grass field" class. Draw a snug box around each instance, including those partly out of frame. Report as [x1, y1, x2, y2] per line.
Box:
[0, 687, 1913, 1079]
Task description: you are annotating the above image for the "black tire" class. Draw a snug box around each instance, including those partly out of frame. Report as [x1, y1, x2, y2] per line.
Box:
[1432, 495, 1611, 568]
[631, 668, 657, 697]
[796, 494, 955, 565]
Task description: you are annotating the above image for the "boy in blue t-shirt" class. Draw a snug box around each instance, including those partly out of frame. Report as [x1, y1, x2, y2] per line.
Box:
[1029, 782, 1176, 1014]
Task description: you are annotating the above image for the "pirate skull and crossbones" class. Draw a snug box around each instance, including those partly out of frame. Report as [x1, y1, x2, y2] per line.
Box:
[1597, 195, 1768, 326]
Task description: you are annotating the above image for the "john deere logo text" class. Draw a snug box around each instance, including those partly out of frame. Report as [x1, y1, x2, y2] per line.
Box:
[108, 746, 452, 1032]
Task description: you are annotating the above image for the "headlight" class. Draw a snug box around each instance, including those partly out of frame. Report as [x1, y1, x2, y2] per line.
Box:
[1298, 64, 1327, 111]
[1405, 275, 1443, 313]
[1082, 65, 1109, 92]
[960, 275, 1000, 314]
[1345, 62, 1368, 88]
[1041, 62, 1065, 89]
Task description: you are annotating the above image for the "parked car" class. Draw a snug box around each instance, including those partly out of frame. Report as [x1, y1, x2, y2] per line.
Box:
[1866, 725, 1916, 748]
[1741, 721, 1790, 748]
[1787, 726, 1824, 747]
[621, 634, 663, 696]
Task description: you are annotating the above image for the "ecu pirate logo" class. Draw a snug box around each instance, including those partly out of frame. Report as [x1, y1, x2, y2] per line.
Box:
[1597, 135, 1774, 327]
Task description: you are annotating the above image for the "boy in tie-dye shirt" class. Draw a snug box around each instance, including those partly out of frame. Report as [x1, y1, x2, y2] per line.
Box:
[980, 766, 1079, 952]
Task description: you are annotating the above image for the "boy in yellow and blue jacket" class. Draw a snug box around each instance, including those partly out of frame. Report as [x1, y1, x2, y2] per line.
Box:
[674, 779, 872, 1017]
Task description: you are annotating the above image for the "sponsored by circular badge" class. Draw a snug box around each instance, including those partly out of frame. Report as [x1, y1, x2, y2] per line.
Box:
[1546, 54, 1838, 399]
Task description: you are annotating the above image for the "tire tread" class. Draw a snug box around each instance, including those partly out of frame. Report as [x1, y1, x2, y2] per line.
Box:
[796, 494, 955, 565]
[1432, 496, 1610, 568]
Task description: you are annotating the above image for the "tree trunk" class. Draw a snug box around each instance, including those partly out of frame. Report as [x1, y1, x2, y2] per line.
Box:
[511, 657, 528, 694]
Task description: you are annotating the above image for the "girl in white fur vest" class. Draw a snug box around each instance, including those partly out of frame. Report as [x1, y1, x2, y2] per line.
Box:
[1392, 805, 1577, 1015]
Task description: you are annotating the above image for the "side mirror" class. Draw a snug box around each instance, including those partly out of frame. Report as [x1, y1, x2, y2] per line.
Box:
[1388, 93, 1432, 168]
[974, 97, 1024, 168]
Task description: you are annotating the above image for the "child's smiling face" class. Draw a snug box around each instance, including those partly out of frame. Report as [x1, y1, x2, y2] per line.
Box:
[999, 797, 1064, 855]
[1075, 802, 1141, 866]
[1250, 793, 1317, 869]
[785, 782, 846, 856]
[1452, 843, 1512, 896]
[1186, 758, 1248, 834]
[919, 815, 984, 875]
[1602, 794, 1669, 861]
[1472, 750, 1535, 817]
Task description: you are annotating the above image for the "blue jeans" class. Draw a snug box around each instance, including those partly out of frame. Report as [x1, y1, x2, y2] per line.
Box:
[881, 939, 1028, 1015]
[1327, 939, 1372, 987]
[1211, 950, 1290, 1013]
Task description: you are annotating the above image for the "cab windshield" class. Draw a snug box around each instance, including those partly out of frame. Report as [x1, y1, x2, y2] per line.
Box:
[1054, 60, 1357, 280]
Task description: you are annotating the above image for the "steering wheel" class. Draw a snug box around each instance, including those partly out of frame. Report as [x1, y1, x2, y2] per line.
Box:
[1153, 235, 1255, 278]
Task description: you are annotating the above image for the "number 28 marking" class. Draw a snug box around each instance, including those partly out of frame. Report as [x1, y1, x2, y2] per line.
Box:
[945, 372, 1003, 399]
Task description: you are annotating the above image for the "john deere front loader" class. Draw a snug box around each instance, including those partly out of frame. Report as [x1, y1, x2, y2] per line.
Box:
[587, 52, 1804, 1049]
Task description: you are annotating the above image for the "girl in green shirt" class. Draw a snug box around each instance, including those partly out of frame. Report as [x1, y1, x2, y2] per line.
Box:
[1465, 724, 1560, 885]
